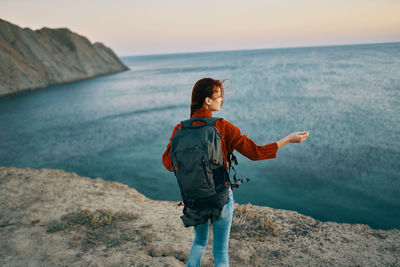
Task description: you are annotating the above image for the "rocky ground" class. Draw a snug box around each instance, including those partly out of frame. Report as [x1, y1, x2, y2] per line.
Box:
[0, 167, 399, 266]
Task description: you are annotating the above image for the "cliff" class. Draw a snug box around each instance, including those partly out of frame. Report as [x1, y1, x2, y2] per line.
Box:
[0, 19, 128, 96]
[0, 167, 399, 266]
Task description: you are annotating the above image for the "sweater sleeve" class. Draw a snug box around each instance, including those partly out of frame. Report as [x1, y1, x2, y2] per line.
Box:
[223, 120, 278, 161]
[162, 123, 181, 172]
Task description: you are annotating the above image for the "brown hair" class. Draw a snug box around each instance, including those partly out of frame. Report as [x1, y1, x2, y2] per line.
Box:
[190, 78, 226, 117]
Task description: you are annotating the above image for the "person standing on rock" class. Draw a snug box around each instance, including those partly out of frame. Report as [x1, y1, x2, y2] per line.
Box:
[162, 77, 309, 267]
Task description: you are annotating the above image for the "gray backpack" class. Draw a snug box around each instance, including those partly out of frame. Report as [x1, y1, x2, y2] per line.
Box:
[170, 117, 230, 210]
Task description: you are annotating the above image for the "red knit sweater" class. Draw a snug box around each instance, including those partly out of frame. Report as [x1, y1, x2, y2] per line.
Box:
[162, 109, 278, 172]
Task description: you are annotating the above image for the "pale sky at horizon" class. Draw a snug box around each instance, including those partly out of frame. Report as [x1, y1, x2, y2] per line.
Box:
[1, 0, 400, 56]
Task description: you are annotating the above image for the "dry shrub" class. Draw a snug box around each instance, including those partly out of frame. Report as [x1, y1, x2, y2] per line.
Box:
[47, 209, 135, 233]
[46, 209, 154, 251]
[256, 217, 278, 235]
[231, 203, 278, 240]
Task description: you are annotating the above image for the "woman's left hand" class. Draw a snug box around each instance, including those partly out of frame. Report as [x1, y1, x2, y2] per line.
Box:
[277, 131, 309, 148]
[288, 131, 310, 143]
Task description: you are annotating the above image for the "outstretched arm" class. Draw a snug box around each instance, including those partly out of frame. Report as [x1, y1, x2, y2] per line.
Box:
[277, 131, 310, 149]
[222, 120, 309, 161]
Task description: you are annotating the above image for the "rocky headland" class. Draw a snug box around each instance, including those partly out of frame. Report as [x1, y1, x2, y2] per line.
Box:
[0, 19, 128, 96]
[0, 167, 399, 266]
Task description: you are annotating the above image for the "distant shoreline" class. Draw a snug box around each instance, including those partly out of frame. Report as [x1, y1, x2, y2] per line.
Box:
[0, 69, 128, 99]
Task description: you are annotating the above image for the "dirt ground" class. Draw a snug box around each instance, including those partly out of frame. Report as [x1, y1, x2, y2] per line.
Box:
[1, 167, 399, 266]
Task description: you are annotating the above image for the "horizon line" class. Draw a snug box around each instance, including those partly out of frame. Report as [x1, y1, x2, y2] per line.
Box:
[120, 41, 400, 58]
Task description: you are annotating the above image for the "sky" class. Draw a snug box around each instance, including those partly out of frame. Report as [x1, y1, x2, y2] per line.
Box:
[1, 0, 400, 56]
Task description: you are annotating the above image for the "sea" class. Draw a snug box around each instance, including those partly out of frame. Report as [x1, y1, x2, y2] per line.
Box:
[1, 42, 399, 230]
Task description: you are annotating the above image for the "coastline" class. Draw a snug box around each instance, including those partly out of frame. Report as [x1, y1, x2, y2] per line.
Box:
[0, 69, 128, 99]
[0, 19, 128, 96]
[1, 166, 399, 266]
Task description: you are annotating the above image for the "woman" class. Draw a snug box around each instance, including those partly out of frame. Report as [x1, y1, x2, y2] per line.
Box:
[162, 78, 309, 267]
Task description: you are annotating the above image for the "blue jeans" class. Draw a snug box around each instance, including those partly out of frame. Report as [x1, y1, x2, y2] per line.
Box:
[187, 189, 234, 267]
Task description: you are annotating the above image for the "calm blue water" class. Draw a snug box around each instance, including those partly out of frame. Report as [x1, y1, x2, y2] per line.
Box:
[1, 43, 399, 229]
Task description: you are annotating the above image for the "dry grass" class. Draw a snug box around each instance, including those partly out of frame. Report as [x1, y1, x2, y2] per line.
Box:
[256, 217, 278, 235]
[231, 204, 278, 240]
[46, 209, 156, 252]
[47, 209, 129, 233]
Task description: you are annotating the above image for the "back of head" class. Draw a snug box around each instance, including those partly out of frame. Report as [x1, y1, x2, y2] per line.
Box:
[190, 78, 225, 117]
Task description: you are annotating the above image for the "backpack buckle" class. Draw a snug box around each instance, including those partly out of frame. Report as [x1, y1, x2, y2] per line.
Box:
[231, 178, 250, 188]
[185, 199, 196, 208]
[172, 165, 179, 172]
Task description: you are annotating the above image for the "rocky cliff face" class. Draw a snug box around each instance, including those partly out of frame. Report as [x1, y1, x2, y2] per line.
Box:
[0, 19, 128, 96]
[1, 167, 399, 266]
